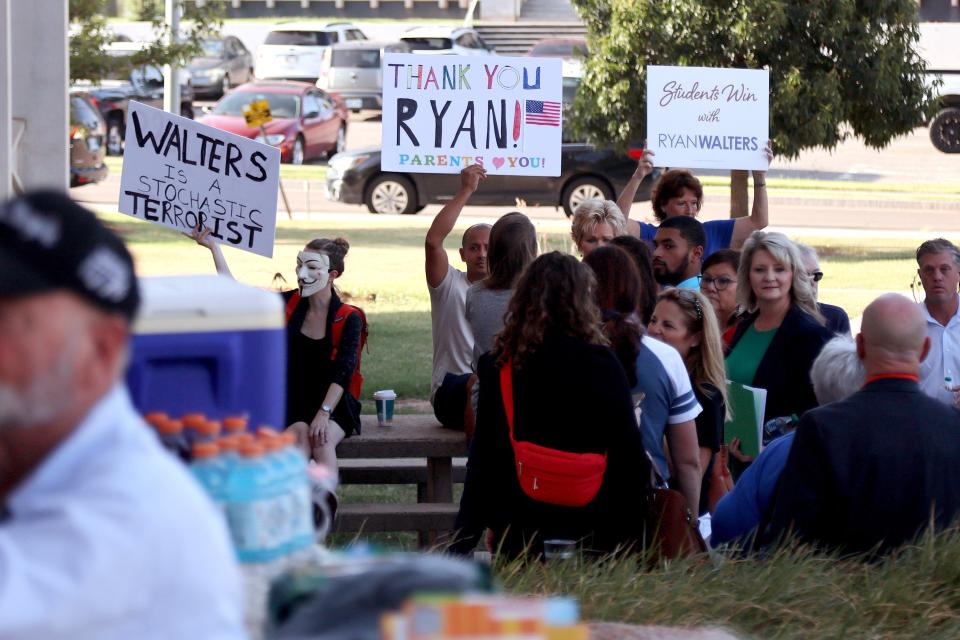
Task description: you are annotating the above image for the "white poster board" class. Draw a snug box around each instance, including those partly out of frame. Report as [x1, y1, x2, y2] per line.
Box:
[118, 101, 281, 258]
[646, 65, 769, 171]
[381, 53, 562, 176]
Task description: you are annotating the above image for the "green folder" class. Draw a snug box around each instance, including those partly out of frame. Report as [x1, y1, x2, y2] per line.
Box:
[724, 381, 767, 459]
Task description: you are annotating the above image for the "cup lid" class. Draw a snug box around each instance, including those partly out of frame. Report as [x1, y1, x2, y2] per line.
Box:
[373, 389, 397, 399]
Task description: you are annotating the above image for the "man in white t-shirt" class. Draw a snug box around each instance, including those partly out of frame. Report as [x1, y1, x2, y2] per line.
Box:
[425, 165, 491, 432]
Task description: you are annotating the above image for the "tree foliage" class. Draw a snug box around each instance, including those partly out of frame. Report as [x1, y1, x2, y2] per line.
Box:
[570, 0, 940, 158]
[69, 0, 224, 83]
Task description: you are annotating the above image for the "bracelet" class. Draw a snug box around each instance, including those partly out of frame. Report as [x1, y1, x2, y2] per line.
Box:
[754, 181, 766, 187]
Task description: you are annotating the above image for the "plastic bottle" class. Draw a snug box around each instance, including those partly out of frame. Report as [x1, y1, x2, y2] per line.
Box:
[763, 414, 798, 445]
[945, 367, 956, 392]
[194, 419, 222, 444]
[260, 433, 292, 560]
[181, 413, 207, 446]
[191, 442, 226, 509]
[224, 415, 249, 436]
[225, 442, 272, 563]
[156, 418, 191, 462]
[144, 411, 170, 429]
[282, 432, 317, 555]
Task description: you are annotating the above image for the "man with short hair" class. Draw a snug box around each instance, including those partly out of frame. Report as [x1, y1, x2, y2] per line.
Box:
[0, 192, 245, 638]
[425, 165, 491, 431]
[765, 294, 960, 558]
[794, 242, 851, 335]
[916, 238, 960, 405]
[651, 215, 705, 290]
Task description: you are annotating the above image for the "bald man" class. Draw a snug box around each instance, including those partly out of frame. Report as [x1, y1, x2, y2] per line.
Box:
[764, 294, 960, 558]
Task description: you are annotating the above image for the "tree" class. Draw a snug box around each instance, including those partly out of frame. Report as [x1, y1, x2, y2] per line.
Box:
[570, 0, 940, 216]
[70, 0, 224, 84]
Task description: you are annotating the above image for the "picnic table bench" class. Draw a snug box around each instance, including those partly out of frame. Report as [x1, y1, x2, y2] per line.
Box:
[334, 415, 469, 544]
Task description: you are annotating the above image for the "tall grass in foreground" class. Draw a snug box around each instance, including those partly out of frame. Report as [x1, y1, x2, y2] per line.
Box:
[495, 528, 960, 639]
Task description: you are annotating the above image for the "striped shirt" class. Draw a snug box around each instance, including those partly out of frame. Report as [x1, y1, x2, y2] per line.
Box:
[633, 337, 702, 479]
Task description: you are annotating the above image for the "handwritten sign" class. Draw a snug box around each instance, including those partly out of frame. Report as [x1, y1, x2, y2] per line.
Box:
[646, 65, 769, 171]
[243, 100, 272, 128]
[118, 101, 281, 258]
[381, 53, 562, 176]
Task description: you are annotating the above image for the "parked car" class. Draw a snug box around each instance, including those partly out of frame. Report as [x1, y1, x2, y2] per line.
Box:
[69, 91, 108, 187]
[398, 26, 493, 55]
[325, 145, 653, 216]
[188, 36, 255, 99]
[316, 40, 410, 112]
[930, 72, 960, 153]
[199, 81, 347, 164]
[73, 46, 195, 156]
[255, 22, 367, 83]
[527, 38, 588, 78]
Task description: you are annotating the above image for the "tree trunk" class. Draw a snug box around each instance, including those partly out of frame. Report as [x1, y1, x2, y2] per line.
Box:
[729, 169, 749, 218]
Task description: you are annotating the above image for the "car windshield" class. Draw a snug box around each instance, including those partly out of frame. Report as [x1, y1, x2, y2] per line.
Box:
[264, 30, 333, 46]
[331, 49, 380, 68]
[201, 40, 224, 57]
[529, 42, 587, 58]
[401, 37, 451, 51]
[213, 92, 299, 119]
[70, 96, 101, 129]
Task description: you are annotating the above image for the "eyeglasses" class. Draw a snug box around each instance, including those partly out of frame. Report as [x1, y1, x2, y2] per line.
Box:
[810, 271, 824, 282]
[700, 275, 736, 291]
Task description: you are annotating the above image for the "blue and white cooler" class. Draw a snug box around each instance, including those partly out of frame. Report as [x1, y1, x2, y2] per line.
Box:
[126, 275, 286, 429]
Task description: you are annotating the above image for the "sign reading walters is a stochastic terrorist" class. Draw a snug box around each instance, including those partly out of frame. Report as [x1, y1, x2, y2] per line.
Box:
[118, 101, 281, 258]
[647, 65, 769, 171]
[382, 53, 562, 176]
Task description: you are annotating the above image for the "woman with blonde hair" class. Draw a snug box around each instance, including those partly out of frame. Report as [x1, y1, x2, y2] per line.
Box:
[570, 199, 626, 258]
[648, 288, 728, 515]
[725, 231, 832, 423]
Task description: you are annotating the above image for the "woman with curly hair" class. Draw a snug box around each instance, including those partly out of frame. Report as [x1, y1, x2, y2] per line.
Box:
[451, 252, 652, 557]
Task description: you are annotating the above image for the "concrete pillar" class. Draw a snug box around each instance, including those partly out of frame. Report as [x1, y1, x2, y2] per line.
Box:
[0, 0, 12, 199]
[481, 0, 520, 21]
[7, 0, 68, 192]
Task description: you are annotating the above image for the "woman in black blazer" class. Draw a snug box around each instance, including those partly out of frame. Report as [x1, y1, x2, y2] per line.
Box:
[450, 252, 652, 558]
[725, 232, 833, 424]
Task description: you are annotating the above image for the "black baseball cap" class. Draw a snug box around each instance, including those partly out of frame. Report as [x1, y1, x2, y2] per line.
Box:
[0, 190, 140, 321]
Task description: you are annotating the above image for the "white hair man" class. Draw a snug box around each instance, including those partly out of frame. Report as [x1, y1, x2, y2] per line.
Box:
[794, 242, 851, 335]
[0, 192, 245, 638]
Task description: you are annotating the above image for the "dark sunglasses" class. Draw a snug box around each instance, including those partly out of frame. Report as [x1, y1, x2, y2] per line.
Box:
[810, 271, 824, 282]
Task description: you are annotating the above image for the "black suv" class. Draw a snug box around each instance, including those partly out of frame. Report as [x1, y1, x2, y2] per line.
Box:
[325, 145, 654, 217]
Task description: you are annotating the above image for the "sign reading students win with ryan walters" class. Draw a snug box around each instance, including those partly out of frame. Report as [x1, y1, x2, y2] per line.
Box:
[381, 53, 562, 176]
[118, 101, 281, 258]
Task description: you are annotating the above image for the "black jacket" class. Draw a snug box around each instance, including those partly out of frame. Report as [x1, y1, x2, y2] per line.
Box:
[819, 302, 851, 336]
[765, 378, 960, 557]
[727, 305, 833, 423]
[451, 333, 651, 556]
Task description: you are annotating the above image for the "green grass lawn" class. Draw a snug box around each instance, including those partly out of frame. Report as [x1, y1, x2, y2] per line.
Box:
[108, 212, 944, 403]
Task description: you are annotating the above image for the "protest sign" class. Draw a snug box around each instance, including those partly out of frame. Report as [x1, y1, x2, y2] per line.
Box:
[647, 65, 769, 171]
[381, 53, 562, 176]
[118, 101, 281, 258]
[243, 100, 272, 128]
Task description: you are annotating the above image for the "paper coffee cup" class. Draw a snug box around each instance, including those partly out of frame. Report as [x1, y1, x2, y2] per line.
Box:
[373, 390, 397, 426]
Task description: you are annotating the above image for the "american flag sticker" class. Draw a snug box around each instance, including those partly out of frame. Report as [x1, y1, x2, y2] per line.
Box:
[525, 100, 561, 127]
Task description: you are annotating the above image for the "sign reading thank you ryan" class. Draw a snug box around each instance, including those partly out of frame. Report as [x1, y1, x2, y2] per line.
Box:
[381, 53, 562, 176]
[118, 101, 281, 258]
[647, 65, 769, 171]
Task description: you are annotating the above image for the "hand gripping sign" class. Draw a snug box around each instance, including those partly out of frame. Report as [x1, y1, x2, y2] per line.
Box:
[381, 53, 563, 176]
[118, 101, 281, 258]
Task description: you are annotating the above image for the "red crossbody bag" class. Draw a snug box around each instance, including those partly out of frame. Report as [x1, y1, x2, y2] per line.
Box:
[499, 359, 607, 507]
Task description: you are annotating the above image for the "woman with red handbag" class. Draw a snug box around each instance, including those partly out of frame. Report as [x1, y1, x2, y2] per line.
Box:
[450, 252, 653, 558]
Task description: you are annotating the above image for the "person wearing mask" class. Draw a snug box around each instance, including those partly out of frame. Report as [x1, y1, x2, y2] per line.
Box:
[585, 245, 703, 515]
[647, 288, 729, 516]
[0, 192, 244, 639]
[425, 165, 491, 430]
[795, 242, 851, 335]
[570, 199, 626, 259]
[765, 295, 960, 558]
[915, 238, 960, 405]
[617, 142, 773, 258]
[451, 252, 652, 557]
[700, 249, 743, 345]
[652, 215, 706, 290]
[726, 231, 833, 423]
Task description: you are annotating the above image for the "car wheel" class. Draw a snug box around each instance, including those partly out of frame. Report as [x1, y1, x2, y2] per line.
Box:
[365, 174, 417, 214]
[561, 176, 614, 217]
[106, 117, 124, 156]
[931, 107, 960, 154]
[327, 125, 346, 160]
[290, 136, 305, 165]
[220, 74, 231, 97]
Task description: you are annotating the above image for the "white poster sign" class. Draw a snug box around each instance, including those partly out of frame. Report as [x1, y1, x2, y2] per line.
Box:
[381, 53, 562, 176]
[118, 101, 281, 258]
[646, 65, 769, 171]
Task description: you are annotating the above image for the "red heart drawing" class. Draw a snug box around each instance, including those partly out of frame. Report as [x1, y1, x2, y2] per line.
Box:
[492, 157, 505, 169]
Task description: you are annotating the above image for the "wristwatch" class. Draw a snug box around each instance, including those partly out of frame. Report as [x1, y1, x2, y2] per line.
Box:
[321, 403, 333, 414]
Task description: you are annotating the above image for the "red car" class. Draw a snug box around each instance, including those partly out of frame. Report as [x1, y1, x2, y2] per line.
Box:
[199, 81, 347, 164]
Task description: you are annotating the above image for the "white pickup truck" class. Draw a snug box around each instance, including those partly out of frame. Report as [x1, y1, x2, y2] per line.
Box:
[930, 72, 960, 153]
